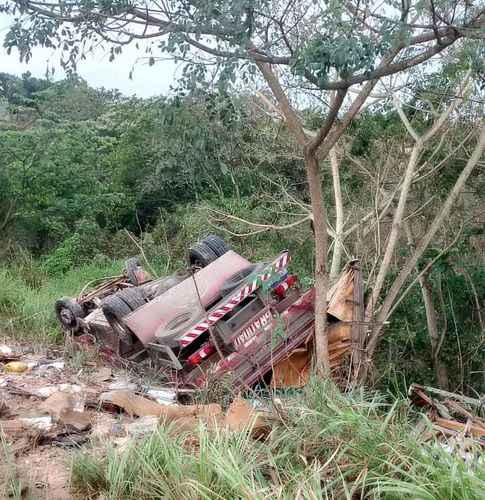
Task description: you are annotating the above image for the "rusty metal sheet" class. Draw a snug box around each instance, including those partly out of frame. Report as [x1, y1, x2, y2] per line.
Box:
[327, 267, 355, 321]
[271, 349, 312, 388]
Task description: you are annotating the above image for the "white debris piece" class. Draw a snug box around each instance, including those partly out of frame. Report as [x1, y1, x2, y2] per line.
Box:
[0, 345, 13, 356]
[21, 416, 54, 431]
[146, 389, 177, 406]
[36, 386, 59, 398]
[124, 416, 159, 435]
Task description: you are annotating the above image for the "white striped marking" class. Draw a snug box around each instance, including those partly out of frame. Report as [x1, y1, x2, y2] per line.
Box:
[179, 252, 291, 347]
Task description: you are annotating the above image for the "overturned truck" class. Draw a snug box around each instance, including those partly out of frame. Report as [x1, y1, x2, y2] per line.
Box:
[55, 236, 365, 390]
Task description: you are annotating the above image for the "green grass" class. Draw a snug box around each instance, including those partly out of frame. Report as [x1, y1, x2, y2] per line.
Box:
[0, 258, 124, 343]
[71, 380, 485, 499]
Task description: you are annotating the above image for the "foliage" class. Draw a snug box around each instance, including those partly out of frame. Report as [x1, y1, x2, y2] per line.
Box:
[0, 70, 484, 392]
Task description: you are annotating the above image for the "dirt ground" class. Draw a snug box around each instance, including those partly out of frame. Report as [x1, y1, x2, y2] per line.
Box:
[0, 335, 139, 499]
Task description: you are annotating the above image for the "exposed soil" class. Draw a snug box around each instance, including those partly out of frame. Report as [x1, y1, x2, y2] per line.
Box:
[0, 334, 135, 499]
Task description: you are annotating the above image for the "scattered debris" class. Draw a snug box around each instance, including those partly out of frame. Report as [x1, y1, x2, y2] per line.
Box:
[410, 383, 485, 447]
[0, 416, 54, 436]
[100, 389, 222, 425]
[146, 389, 177, 406]
[37, 386, 90, 432]
[4, 361, 28, 373]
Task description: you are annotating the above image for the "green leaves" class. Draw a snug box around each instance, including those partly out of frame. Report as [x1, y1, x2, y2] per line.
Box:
[291, 22, 392, 84]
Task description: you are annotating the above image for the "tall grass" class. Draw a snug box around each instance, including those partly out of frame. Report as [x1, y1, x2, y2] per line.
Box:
[0, 258, 124, 343]
[71, 380, 485, 499]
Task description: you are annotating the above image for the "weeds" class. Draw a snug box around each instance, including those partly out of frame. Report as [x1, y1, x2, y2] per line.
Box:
[0, 259, 123, 343]
[71, 379, 485, 499]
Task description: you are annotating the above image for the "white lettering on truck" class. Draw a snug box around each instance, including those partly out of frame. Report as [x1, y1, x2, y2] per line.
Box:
[234, 310, 273, 347]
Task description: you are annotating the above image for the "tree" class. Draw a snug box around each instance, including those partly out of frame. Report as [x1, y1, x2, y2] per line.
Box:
[2, 0, 484, 375]
[0, 83, 132, 253]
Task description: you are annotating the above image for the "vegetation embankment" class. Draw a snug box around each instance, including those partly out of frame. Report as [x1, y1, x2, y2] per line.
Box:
[71, 380, 485, 499]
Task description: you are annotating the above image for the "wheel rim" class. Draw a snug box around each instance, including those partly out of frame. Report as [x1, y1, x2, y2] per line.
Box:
[60, 308, 75, 326]
[111, 317, 132, 344]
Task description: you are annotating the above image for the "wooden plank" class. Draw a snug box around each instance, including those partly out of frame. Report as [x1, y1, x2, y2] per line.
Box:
[409, 384, 484, 408]
[435, 417, 485, 438]
[328, 323, 352, 344]
[445, 400, 485, 430]
[327, 270, 354, 322]
[329, 345, 350, 362]
[329, 340, 350, 353]
[350, 261, 365, 381]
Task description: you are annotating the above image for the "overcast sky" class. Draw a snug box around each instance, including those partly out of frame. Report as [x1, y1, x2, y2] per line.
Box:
[0, 13, 178, 97]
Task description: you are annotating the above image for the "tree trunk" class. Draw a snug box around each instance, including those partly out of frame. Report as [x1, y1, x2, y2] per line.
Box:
[405, 221, 449, 389]
[249, 53, 331, 376]
[329, 147, 344, 279]
[305, 150, 330, 377]
[358, 124, 485, 381]
[418, 275, 449, 389]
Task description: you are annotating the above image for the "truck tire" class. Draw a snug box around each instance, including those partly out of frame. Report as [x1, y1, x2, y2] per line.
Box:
[155, 307, 205, 346]
[187, 242, 219, 268]
[219, 263, 266, 297]
[117, 288, 146, 310]
[55, 297, 85, 332]
[201, 235, 229, 257]
[102, 295, 134, 345]
[124, 257, 151, 286]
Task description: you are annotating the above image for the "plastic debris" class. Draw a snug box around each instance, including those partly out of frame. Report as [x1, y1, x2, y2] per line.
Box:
[4, 361, 28, 373]
[0, 345, 14, 357]
[40, 360, 65, 370]
[146, 389, 177, 406]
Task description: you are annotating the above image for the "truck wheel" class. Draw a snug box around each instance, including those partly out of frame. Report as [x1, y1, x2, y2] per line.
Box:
[219, 263, 266, 297]
[102, 295, 134, 345]
[201, 235, 229, 257]
[155, 308, 205, 346]
[55, 297, 85, 332]
[187, 242, 219, 268]
[117, 288, 146, 310]
[124, 257, 151, 286]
